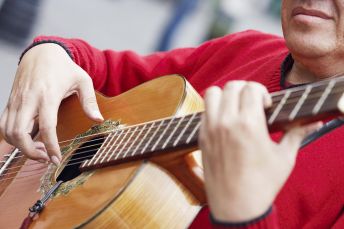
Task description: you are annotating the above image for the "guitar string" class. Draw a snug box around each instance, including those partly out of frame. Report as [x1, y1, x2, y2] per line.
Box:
[0, 124, 198, 176]
[1, 80, 339, 161]
[0, 78, 336, 151]
[0, 82, 344, 182]
[0, 88, 331, 175]
[0, 115, 201, 166]
[0, 125, 200, 183]
[0, 117, 201, 177]
[1, 83, 341, 164]
[0, 91, 339, 182]
[0, 86, 342, 181]
[2, 81, 341, 167]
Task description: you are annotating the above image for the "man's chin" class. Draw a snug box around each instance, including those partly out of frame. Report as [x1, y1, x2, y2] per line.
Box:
[285, 30, 335, 58]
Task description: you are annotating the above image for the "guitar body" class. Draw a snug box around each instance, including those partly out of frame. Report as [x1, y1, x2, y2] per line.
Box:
[0, 75, 205, 228]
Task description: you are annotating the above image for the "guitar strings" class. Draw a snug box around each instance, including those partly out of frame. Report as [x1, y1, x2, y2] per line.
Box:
[2, 82, 340, 167]
[0, 93, 340, 184]
[2, 82, 341, 165]
[0, 116, 201, 178]
[1, 82, 344, 184]
[0, 114, 201, 166]
[1, 125, 198, 183]
[1, 80, 339, 159]
[0, 123, 200, 183]
[0, 88, 340, 182]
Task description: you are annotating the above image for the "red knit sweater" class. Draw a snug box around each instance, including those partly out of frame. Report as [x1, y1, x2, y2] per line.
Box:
[31, 30, 344, 228]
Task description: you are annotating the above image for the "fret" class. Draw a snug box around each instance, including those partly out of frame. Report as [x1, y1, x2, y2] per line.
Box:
[100, 129, 123, 163]
[86, 133, 112, 166]
[106, 129, 129, 162]
[141, 120, 164, 154]
[134, 122, 154, 155]
[130, 123, 148, 156]
[173, 113, 197, 146]
[186, 121, 201, 144]
[162, 116, 185, 149]
[288, 85, 312, 120]
[268, 90, 291, 125]
[312, 80, 336, 114]
[112, 127, 135, 160]
[151, 117, 175, 151]
[115, 126, 139, 159]
[318, 84, 344, 114]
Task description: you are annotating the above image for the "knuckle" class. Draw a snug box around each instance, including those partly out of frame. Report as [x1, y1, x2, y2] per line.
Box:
[39, 125, 54, 136]
[18, 93, 33, 105]
[215, 119, 232, 135]
[80, 74, 93, 85]
[246, 82, 267, 94]
[224, 80, 246, 90]
[205, 86, 221, 98]
[12, 128, 24, 140]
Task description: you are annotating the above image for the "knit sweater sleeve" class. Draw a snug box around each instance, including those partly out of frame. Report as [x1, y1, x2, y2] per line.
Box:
[24, 30, 286, 97]
[25, 35, 205, 96]
[189, 206, 279, 229]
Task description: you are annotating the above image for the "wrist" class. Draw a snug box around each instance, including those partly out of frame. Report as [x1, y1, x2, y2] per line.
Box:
[20, 40, 73, 64]
[210, 206, 273, 228]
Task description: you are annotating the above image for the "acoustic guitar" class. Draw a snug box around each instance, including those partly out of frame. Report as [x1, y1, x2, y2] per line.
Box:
[0, 74, 343, 228]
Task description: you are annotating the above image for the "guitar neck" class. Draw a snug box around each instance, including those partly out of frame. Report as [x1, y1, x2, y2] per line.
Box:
[80, 76, 344, 172]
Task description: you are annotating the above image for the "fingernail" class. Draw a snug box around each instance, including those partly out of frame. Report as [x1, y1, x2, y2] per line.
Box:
[51, 156, 60, 166]
[92, 110, 104, 121]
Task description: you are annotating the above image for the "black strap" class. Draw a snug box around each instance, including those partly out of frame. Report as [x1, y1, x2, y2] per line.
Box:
[300, 118, 344, 149]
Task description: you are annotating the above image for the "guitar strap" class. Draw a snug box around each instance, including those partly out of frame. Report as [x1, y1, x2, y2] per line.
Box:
[300, 117, 344, 149]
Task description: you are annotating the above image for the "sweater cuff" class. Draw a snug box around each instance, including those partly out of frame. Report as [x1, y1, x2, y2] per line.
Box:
[19, 36, 75, 64]
[210, 206, 278, 229]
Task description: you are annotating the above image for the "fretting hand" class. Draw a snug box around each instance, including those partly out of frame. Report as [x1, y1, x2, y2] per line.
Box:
[0, 44, 103, 165]
[199, 81, 322, 222]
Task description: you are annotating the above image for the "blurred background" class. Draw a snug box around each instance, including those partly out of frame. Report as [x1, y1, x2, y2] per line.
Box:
[0, 0, 282, 112]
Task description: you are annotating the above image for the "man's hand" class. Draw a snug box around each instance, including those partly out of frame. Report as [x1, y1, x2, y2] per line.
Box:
[0, 43, 103, 165]
[199, 81, 322, 223]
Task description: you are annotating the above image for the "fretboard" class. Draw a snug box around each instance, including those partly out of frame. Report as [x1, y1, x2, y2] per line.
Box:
[80, 77, 344, 171]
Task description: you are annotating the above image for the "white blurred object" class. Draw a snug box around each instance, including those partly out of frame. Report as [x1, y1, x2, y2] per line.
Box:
[220, 0, 282, 36]
[221, 0, 271, 18]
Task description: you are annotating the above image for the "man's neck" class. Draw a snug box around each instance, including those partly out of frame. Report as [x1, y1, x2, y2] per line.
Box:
[288, 54, 344, 85]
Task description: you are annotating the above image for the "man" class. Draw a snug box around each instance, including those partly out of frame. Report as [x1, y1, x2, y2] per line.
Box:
[1, 0, 343, 228]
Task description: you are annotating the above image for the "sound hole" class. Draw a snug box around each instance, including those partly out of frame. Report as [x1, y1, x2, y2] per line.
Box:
[56, 136, 105, 182]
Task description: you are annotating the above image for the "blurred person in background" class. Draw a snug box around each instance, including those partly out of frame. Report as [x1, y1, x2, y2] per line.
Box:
[1, 0, 344, 228]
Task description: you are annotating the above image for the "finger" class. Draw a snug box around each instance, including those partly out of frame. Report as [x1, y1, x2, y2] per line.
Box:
[38, 101, 61, 165]
[204, 86, 222, 129]
[0, 107, 8, 142]
[14, 99, 47, 161]
[77, 75, 104, 122]
[219, 81, 247, 119]
[32, 141, 50, 163]
[280, 121, 323, 159]
[240, 82, 271, 116]
[4, 104, 18, 145]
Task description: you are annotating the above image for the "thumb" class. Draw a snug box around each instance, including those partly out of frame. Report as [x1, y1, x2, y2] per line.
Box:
[280, 121, 323, 158]
[77, 75, 104, 122]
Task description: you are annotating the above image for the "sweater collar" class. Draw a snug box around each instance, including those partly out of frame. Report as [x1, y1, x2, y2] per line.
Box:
[280, 53, 299, 89]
